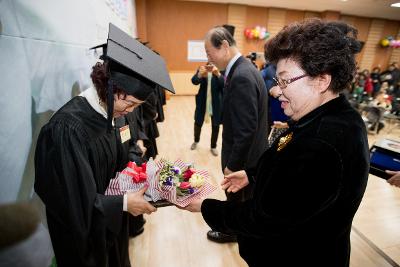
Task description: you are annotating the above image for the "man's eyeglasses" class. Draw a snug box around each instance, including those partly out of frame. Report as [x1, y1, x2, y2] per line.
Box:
[273, 74, 307, 89]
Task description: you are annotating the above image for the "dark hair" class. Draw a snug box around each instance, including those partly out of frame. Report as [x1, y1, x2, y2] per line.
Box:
[90, 62, 125, 103]
[264, 19, 361, 93]
[207, 26, 236, 48]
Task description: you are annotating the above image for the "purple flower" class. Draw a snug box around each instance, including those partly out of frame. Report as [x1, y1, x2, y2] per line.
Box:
[172, 166, 181, 174]
[165, 177, 173, 186]
[188, 188, 194, 194]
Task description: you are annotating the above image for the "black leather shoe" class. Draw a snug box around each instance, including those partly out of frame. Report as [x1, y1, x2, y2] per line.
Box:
[129, 216, 146, 237]
[129, 226, 145, 238]
[207, 230, 237, 243]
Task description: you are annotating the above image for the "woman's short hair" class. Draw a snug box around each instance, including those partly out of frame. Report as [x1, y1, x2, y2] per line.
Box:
[264, 19, 362, 93]
[90, 62, 125, 103]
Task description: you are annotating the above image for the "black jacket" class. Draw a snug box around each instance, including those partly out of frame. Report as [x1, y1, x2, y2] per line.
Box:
[221, 56, 268, 171]
[191, 70, 224, 126]
[202, 94, 369, 267]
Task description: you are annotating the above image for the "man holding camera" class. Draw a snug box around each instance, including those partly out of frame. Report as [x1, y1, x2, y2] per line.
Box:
[190, 63, 224, 156]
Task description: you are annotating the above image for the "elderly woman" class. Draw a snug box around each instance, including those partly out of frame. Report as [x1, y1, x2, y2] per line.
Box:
[183, 19, 369, 267]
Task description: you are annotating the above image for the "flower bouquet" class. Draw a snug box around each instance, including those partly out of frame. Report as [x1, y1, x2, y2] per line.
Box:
[105, 158, 216, 207]
[155, 159, 216, 207]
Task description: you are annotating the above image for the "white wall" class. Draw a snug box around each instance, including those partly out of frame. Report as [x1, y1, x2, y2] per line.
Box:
[0, 0, 137, 203]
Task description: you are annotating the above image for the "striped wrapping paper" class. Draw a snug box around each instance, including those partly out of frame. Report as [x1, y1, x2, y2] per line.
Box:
[155, 159, 217, 207]
[106, 158, 216, 207]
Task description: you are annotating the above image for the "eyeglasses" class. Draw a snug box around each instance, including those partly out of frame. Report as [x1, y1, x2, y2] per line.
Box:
[273, 74, 307, 89]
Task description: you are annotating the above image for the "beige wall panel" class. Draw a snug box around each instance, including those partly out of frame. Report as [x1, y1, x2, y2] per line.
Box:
[372, 20, 400, 69]
[267, 8, 286, 37]
[135, 0, 147, 41]
[321, 10, 340, 21]
[242, 6, 269, 56]
[170, 71, 199, 95]
[227, 4, 247, 52]
[304, 11, 321, 19]
[285, 10, 305, 26]
[142, 0, 227, 71]
[360, 19, 385, 70]
[340, 15, 355, 26]
[389, 28, 400, 65]
[137, 0, 400, 73]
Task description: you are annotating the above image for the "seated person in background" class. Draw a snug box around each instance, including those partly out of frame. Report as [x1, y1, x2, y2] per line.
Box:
[371, 91, 392, 113]
[190, 62, 224, 156]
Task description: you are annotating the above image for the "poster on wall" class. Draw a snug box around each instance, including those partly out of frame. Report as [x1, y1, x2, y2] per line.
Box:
[187, 40, 208, 62]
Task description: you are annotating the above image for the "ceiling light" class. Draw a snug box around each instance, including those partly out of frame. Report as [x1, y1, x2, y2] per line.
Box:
[391, 2, 400, 7]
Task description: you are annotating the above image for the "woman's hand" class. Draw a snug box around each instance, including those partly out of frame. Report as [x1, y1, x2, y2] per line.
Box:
[221, 170, 249, 193]
[179, 198, 203, 212]
[126, 186, 157, 216]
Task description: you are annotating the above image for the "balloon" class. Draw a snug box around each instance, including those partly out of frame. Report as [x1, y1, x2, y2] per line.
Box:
[381, 39, 390, 47]
[254, 30, 259, 38]
[248, 31, 254, 39]
[244, 28, 251, 38]
[244, 26, 270, 40]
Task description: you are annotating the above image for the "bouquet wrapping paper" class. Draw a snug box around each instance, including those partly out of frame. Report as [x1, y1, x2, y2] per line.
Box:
[106, 158, 216, 207]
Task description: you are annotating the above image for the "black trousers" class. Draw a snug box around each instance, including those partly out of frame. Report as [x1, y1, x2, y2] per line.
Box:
[194, 119, 220, 148]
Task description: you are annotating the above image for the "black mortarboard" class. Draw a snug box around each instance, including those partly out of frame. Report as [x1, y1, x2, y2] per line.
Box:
[90, 23, 175, 130]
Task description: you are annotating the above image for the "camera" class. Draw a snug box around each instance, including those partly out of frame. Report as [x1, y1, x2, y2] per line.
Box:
[205, 64, 213, 72]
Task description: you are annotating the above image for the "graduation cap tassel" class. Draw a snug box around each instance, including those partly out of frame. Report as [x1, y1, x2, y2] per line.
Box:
[107, 79, 114, 132]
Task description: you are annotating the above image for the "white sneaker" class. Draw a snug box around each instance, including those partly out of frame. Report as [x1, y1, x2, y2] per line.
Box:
[211, 148, 218, 156]
[190, 142, 198, 150]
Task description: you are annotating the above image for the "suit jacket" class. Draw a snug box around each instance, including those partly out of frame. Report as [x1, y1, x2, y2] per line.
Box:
[191, 71, 224, 126]
[221, 56, 268, 171]
[201, 95, 370, 267]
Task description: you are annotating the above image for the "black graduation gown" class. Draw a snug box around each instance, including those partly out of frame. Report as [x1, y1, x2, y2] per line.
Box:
[34, 96, 131, 267]
[155, 86, 166, 123]
[141, 92, 160, 159]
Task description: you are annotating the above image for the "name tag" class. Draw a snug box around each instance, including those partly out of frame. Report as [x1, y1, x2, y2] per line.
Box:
[119, 125, 131, 143]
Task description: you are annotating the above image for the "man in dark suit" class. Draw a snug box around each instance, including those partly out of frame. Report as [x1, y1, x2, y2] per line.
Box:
[203, 26, 268, 243]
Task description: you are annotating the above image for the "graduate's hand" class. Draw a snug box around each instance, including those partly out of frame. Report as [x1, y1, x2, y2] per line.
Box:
[221, 170, 249, 193]
[127, 186, 157, 216]
[179, 198, 204, 212]
[136, 140, 147, 156]
[386, 170, 400, 188]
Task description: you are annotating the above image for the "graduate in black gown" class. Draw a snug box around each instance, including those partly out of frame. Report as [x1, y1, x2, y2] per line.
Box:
[34, 24, 175, 267]
[140, 91, 160, 160]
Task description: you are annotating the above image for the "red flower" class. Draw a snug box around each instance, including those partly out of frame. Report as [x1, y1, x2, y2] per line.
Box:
[183, 168, 195, 180]
[179, 182, 191, 189]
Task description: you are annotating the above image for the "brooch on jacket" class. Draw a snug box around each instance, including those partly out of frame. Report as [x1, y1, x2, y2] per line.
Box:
[277, 132, 293, 151]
